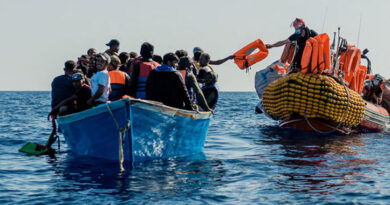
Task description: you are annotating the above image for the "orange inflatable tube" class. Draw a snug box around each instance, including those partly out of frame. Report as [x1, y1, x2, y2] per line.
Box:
[281, 42, 295, 64]
[234, 39, 269, 69]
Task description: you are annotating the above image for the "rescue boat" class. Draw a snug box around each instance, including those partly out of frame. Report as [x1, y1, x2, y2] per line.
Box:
[239, 34, 389, 134]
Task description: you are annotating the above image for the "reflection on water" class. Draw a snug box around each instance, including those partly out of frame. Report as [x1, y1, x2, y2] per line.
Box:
[258, 127, 378, 195]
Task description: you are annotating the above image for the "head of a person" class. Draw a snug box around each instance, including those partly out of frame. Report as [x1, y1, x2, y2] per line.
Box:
[152, 54, 163, 64]
[87, 48, 97, 57]
[119, 52, 130, 65]
[163, 53, 179, 68]
[175, 49, 188, 58]
[129, 52, 138, 59]
[71, 73, 85, 89]
[140, 42, 154, 59]
[64, 60, 77, 75]
[193, 51, 202, 62]
[106, 39, 120, 53]
[193, 47, 204, 62]
[373, 74, 384, 87]
[292, 18, 305, 35]
[95, 53, 111, 71]
[77, 55, 89, 75]
[205, 71, 218, 86]
[178, 56, 192, 70]
[199, 53, 211, 67]
[108, 55, 121, 71]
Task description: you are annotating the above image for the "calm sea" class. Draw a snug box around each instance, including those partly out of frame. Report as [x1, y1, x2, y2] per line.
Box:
[0, 91, 389, 204]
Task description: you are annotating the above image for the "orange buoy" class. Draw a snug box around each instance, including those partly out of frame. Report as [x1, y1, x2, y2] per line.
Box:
[234, 39, 269, 69]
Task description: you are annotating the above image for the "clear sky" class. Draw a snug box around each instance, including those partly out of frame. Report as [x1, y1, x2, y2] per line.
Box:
[0, 0, 389, 91]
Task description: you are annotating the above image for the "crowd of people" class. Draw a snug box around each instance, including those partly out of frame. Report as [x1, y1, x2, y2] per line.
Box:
[49, 39, 233, 117]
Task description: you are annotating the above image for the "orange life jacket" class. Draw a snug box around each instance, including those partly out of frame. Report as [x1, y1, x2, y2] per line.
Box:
[109, 70, 126, 101]
[178, 70, 187, 84]
[136, 61, 160, 99]
[314, 33, 331, 74]
[301, 38, 318, 74]
[234, 38, 268, 69]
[300, 33, 331, 75]
[352, 65, 367, 94]
[366, 74, 374, 80]
[340, 45, 361, 86]
[281, 42, 295, 64]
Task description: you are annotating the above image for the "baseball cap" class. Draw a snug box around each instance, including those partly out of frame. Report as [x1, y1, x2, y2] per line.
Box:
[106, 39, 120, 47]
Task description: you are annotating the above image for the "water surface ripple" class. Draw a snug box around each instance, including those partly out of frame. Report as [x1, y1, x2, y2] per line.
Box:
[0, 91, 389, 204]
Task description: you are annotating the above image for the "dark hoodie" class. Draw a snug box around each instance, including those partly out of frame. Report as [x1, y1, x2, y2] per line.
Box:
[146, 64, 193, 110]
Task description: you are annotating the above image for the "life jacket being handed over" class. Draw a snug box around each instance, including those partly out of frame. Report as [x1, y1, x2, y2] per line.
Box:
[136, 61, 160, 99]
[202, 84, 219, 109]
[109, 70, 126, 101]
[234, 38, 269, 69]
[280, 42, 295, 64]
[178, 69, 196, 103]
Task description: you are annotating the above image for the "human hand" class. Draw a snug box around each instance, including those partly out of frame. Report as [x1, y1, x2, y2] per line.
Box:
[266, 44, 272, 49]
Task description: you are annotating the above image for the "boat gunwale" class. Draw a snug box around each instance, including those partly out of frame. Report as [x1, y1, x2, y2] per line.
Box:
[57, 98, 212, 125]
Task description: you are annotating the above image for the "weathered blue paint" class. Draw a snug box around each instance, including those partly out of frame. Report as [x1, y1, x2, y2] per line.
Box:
[57, 98, 212, 162]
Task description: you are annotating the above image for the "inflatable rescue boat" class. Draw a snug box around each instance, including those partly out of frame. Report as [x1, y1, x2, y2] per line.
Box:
[235, 33, 389, 134]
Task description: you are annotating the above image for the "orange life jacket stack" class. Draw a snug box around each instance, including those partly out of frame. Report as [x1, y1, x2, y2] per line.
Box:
[300, 33, 331, 74]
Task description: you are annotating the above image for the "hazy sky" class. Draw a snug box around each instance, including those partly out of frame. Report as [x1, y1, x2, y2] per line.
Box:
[0, 0, 389, 91]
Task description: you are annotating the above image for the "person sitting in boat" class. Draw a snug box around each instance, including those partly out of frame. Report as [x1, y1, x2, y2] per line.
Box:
[87, 53, 111, 106]
[201, 70, 219, 110]
[265, 18, 318, 70]
[87, 48, 97, 57]
[363, 74, 384, 105]
[49, 73, 92, 117]
[146, 53, 194, 111]
[108, 55, 131, 101]
[152, 54, 163, 64]
[177, 56, 213, 112]
[51, 60, 77, 116]
[128, 42, 160, 99]
[104, 39, 120, 57]
[175, 49, 188, 58]
[118, 52, 130, 72]
[126, 51, 138, 71]
[192, 50, 234, 74]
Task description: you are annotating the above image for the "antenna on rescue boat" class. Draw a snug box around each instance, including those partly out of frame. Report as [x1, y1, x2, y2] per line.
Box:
[357, 12, 363, 47]
[321, 8, 328, 33]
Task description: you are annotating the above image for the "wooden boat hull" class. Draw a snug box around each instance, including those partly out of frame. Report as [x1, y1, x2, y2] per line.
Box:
[57, 98, 212, 162]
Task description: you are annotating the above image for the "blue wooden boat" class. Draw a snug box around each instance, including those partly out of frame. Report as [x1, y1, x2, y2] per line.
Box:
[57, 98, 212, 162]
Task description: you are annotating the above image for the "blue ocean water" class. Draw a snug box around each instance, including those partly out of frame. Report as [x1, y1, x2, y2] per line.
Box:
[1, 91, 390, 204]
